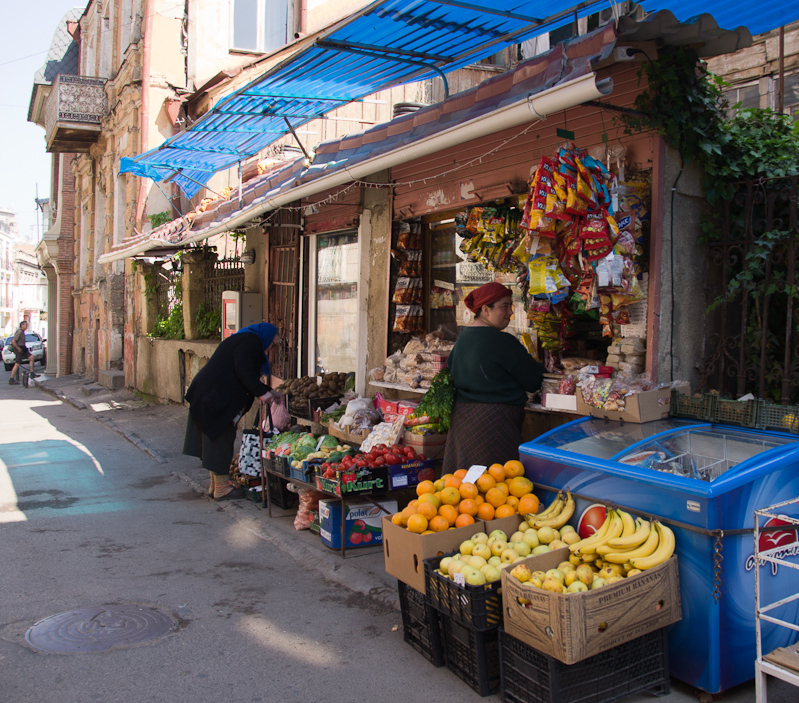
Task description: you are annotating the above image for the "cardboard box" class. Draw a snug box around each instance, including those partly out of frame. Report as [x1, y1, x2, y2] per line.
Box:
[319, 498, 398, 550]
[315, 465, 389, 497]
[388, 459, 436, 490]
[501, 548, 681, 665]
[576, 383, 690, 424]
[542, 393, 579, 413]
[382, 517, 480, 593]
[403, 430, 448, 461]
[397, 400, 420, 416]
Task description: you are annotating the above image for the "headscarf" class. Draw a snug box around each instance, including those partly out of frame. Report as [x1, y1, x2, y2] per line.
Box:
[464, 281, 514, 313]
[237, 323, 278, 377]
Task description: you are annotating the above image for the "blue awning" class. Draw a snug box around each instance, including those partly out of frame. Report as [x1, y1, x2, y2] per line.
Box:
[120, 0, 792, 198]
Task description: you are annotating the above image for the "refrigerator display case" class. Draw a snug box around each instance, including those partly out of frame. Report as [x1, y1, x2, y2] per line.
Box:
[519, 416, 799, 694]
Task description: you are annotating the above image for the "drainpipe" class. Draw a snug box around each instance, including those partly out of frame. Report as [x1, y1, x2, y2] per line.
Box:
[299, 0, 307, 36]
[135, 0, 153, 228]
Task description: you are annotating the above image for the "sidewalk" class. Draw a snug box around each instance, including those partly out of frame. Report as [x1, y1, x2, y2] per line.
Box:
[31, 373, 400, 610]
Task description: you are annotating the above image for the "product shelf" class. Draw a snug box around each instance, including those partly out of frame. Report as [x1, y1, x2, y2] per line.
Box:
[754, 497, 799, 703]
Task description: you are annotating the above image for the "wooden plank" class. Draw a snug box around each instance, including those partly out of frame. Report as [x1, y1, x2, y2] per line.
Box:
[764, 646, 799, 673]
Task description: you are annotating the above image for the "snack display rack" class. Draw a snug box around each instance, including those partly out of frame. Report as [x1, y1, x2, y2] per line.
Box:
[754, 496, 799, 703]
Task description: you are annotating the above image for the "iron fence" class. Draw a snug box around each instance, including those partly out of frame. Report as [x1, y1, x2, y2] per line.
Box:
[699, 176, 798, 404]
[202, 258, 245, 311]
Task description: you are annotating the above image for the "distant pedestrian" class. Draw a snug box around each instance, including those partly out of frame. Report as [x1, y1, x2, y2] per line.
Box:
[182, 322, 280, 500]
[9, 320, 37, 385]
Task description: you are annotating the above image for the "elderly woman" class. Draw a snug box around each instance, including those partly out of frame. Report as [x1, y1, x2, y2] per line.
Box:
[182, 322, 279, 500]
[442, 282, 545, 475]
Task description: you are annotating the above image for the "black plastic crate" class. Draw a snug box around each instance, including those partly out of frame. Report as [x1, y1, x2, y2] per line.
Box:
[441, 614, 501, 696]
[266, 472, 298, 510]
[757, 402, 799, 434]
[398, 580, 445, 667]
[670, 389, 716, 422]
[498, 628, 670, 703]
[424, 552, 503, 631]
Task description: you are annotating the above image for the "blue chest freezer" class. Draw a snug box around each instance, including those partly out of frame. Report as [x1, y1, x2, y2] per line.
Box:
[519, 416, 799, 694]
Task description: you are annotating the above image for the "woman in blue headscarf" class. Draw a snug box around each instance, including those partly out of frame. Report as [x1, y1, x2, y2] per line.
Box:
[182, 322, 279, 500]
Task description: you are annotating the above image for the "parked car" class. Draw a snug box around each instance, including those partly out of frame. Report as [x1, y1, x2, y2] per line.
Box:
[2, 333, 46, 371]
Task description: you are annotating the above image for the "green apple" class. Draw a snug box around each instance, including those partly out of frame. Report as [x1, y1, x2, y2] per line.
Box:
[459, 540, 475, 556]
[567, 581, 588, 593]
[488, 529, 508, 542]
[545, 568, 565, 583]
[509, 531, 525, 543]
[488, 556, 502, 567]
[501, 548, 521, 564]
[471, 532, 489, 545]
[483, 566, 502, 583]
[531, 544, 552, 556]
[537, 526, 557, 544]
[490, 540, 508, 557]
[590, 577, 607, 590]
[512, 541, 532, 557]
[522, 530, 540, 549]
[471, 543, 491, 561]
[468, 555, 487, 570]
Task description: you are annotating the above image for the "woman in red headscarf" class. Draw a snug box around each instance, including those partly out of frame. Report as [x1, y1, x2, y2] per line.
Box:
[442, 281, 545, 474]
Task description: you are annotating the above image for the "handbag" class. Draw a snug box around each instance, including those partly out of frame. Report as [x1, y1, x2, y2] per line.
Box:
[238, 417, 262, 477]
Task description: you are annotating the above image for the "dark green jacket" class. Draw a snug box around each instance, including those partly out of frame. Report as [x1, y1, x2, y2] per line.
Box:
[447, 326, 545, 406]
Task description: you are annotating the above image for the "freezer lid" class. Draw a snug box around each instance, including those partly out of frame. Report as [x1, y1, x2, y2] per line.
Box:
[528, 416, 704, 461]
[614, 425, 799, 482]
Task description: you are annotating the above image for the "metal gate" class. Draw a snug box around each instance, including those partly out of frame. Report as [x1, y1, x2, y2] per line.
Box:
[266, 208, 301, 380]
[699, 176, 798, 404]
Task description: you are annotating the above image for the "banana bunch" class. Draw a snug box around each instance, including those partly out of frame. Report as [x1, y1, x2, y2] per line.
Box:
[526, 490, 575, 529]
[569, 508, 675, 570]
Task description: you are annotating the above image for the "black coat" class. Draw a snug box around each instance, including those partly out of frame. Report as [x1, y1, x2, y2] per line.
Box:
[185, 333, 270, 440]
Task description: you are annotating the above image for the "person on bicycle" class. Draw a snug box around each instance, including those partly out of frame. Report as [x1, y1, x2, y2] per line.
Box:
[9, 320, 38, 385]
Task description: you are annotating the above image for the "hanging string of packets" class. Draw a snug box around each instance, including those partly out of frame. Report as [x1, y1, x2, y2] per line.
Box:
[513, 143, 646, 347]
[456, 203, 527, 273]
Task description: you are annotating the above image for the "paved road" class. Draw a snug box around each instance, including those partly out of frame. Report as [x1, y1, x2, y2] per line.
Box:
[1, 379, 795, 702]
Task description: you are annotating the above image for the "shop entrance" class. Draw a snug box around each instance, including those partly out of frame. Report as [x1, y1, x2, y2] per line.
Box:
[266, 209, 301, 381]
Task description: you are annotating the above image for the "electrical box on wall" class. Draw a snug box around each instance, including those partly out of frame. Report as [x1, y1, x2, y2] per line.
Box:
[221, 291, 263, 339]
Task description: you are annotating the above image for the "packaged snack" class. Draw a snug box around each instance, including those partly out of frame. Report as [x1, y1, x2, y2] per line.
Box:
[465, 207, 485, 235]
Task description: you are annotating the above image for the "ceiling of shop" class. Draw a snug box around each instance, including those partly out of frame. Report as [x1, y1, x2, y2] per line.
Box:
[119, 0, 794, 198]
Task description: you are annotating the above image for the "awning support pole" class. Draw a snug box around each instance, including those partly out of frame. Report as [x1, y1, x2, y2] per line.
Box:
[283, 117, 312, 163]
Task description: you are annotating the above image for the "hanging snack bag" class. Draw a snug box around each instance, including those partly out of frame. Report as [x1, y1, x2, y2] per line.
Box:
[482, 208, 506, 244]
[396, 223, 412, 250]
[465, 207, 485, 236]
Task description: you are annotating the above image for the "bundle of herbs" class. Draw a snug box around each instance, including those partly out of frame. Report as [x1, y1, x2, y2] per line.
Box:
[411, 368, 455, 431]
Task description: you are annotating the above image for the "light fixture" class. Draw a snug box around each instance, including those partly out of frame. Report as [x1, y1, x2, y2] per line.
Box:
[239, 249, 256, 265]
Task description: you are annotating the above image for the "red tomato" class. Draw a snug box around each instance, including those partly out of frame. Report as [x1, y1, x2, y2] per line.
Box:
[375, 444, 388, 452]
[364, 452, 376, 463]
[385, 453, 401, 465]
[403, 446, 416, 458]
[356, 459, 367, 468]
[418, 454, 427, 461]
[373, 456, 386, 466]
[390, 444, 402, 454]
[321, 462, 330, 471]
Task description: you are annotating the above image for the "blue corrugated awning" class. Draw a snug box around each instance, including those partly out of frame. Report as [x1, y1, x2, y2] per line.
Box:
[120, 0, 793, 198]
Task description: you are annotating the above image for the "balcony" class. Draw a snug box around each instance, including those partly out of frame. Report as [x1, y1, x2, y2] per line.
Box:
[44, 75, 108, 153]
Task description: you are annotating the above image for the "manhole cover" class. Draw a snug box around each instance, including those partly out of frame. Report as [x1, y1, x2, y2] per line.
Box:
[25, 605, 177, 654]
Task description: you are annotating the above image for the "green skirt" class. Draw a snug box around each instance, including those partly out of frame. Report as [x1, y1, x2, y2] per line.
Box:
[182, 413, 237, 476]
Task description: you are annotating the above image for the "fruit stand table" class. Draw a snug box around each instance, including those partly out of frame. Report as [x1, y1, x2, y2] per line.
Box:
[258, 407, 395, 558]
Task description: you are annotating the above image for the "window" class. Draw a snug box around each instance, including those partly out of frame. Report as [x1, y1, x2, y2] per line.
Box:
[232, 0, 288, 53]
[723, 82, 762, 117]
[314, 232, 359, 374]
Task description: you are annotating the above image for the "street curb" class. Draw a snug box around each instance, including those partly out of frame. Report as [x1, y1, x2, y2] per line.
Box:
[33, 380, 168, 464]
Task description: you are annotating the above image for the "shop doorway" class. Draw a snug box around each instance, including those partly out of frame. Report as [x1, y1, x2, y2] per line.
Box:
[265, 209, 301, 381]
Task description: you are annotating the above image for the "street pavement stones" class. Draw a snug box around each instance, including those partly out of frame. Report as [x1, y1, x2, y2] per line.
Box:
[20, 373, 798, 703]
[31, 374, 400, 610]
